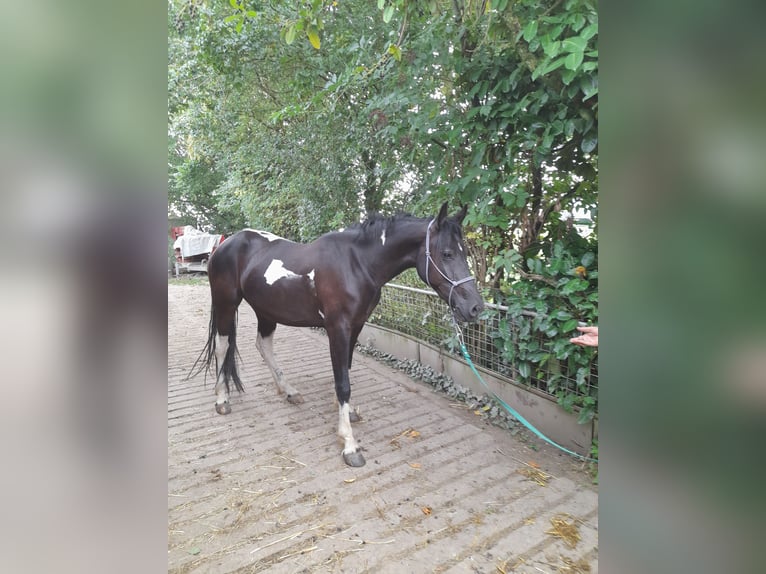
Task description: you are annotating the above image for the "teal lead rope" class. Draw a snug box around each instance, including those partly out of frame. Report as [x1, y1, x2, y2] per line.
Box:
[452, 319, 597, 463]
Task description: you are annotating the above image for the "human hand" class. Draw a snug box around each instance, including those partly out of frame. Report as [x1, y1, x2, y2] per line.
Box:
[570, 325, 598, 347]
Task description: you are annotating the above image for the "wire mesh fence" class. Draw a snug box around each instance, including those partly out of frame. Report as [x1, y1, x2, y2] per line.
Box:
[367, 283, 598, 411]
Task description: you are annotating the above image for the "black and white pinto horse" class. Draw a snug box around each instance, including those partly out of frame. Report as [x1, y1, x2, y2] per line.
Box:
[194, 203, 483, 467]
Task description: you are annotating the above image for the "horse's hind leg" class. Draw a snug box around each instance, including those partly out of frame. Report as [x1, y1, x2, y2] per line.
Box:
[213, 333, 231, 415]
[212, 300, 241, 414]
[208, 270, 243, 414]
[256, 320, 304, 405]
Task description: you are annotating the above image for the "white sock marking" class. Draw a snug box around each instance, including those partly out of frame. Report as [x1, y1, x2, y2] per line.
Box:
[380, 230, 386, 246]
[257, 332, 299, 397]
[214, 334, 230, 404]
[338, 403, 359, 455]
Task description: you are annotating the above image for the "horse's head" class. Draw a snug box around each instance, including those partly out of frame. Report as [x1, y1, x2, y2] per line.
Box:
[418, 202, 484, 323]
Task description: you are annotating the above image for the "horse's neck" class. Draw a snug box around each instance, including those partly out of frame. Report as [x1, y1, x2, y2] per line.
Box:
[371, 219, 426, 285]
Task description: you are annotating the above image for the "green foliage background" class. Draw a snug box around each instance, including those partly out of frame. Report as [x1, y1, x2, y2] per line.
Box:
[168, 0, 598, 416]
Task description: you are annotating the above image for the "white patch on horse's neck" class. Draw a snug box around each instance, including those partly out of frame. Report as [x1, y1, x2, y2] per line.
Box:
[307, 269, 315, 281]
[380, 230, 386, 246]
[458, 243, 463, 253]
[264, 259, 299, 285]
[245, 229, 289, 242]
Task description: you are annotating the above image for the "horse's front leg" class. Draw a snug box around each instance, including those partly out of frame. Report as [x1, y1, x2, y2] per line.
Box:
[327, 323, 366, 467]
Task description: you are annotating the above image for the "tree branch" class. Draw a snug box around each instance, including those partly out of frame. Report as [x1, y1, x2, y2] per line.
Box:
[518, 269, 558, 287]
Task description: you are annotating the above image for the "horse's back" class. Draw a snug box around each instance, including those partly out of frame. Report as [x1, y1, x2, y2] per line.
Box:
[211, 230, 327, 326]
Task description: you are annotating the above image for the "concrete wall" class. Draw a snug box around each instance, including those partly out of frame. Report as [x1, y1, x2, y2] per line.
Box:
[358, 323, 595, 456]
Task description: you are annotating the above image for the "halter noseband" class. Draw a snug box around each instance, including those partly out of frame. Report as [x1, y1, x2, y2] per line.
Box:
[425, 218, 475, 313]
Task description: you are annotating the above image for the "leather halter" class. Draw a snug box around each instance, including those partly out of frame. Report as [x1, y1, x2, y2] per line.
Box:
[424, 218, 475, 312]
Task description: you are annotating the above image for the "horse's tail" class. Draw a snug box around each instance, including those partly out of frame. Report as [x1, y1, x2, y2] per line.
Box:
[188, 305, 244, 393]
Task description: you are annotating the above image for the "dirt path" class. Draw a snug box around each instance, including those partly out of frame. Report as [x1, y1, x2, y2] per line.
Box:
[168, 283, 598, 573]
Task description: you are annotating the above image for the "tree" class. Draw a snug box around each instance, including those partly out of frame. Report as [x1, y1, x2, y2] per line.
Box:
[168, 0, 598, 419]
[168, 0, 597, 288]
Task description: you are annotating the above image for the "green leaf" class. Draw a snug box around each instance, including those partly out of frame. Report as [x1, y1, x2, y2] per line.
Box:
[562, 277, 589, 294]
[564, 50, 584, 70]
[576, 366, 589, 387]
[553, 309, 572, 320]
[229, 0, 239, 8]
[580, 75, 598, 100]
[388, 44, 402, 62]
[542, 38, 561, 58]
[224, 14, 238, 23]
[564, 119, 575, 139]
[531, 56, 566, 80]
[518, 362, 531, 379]
[558, 392, 575, 413]
[523, 20, 538, 43]
[561, 319, 579, 332]
[562, 36, 587, 53]
[577, 407, 594, 424]
[581, 252, 595, 267]
[582, 61, 597, 72]
[377, 0, 386, 9]
[284, 24, 297, 45]
[246, 10, 257, 17]
[581, 22, 598, 40]
[307, 28, 321, 49]
[581, 136, 597, 153]
[383, 5, 394, 23]
[561, 67, 577, 85]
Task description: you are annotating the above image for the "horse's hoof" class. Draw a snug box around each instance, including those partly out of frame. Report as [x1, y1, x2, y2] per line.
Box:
[215, 402, 231, 415]
[349, 410, 362, 423]
[286, 393, 304, 405]
[343, 450, 366, 467]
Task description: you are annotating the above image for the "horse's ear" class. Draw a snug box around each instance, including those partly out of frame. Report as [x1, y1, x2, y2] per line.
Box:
[436, 202, 449, 228]
[455, 204, 468, 224]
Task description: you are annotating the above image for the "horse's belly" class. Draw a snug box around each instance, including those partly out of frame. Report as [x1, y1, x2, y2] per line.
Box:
[247, 277, 324, 327]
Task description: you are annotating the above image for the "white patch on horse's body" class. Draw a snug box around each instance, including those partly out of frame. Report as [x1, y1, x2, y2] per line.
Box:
[458, 243, 463, 252]
[264, 259, 299, 285]
[380, 230, 386, 246]
[338, 228, 345, 232]
[244, 229, 291, 242]
[214, 334, 230, 406]
[338, 402, 359, 455]
[307, 269, 315, 281]
[318, 309, 325, 319]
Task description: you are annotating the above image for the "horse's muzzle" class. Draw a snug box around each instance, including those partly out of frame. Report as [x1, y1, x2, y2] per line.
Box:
[455, 300, 483, 323]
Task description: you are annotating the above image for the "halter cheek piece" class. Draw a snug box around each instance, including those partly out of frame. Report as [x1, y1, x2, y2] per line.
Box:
[425, 218, 476, 314]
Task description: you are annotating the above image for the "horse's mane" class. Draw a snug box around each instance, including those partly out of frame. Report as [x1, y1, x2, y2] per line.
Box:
[346, 212, 420, 243]
[343, 210, 464, 245]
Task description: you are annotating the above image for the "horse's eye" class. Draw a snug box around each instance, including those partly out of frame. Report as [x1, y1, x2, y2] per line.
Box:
[442, 250, 454, 260]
